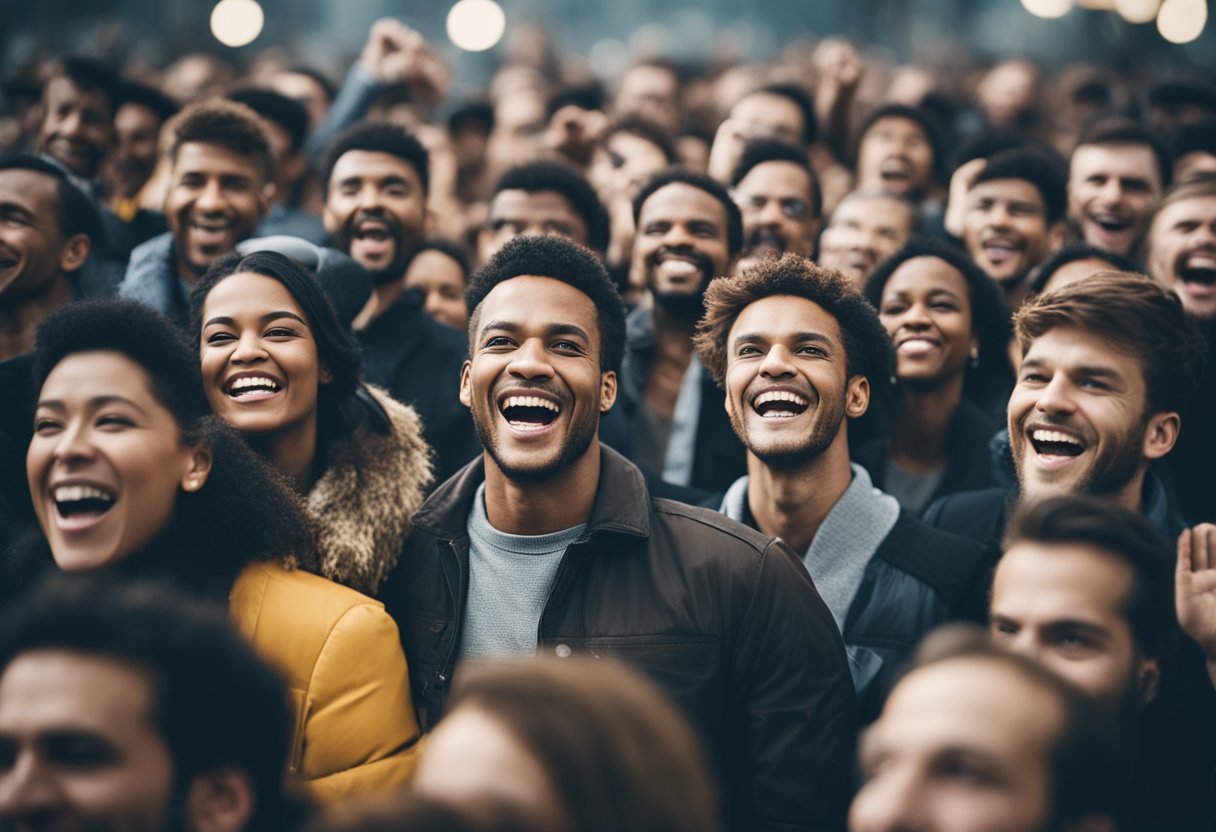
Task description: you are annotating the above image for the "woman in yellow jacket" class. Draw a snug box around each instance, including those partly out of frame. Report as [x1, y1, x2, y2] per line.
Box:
[18, 297, 422, 802]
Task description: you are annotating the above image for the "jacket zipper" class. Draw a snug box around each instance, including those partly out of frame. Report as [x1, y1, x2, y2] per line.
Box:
[431, 538, 462, 709]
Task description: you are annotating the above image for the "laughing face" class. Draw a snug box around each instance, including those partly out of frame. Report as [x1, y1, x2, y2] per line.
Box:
[964, 178, 1056, 288]
[165, 142, 270, 285]
[461, 275, 615, 483]
[1147, 194, 1216, 320]
[856, 116, 935, 198]
[324, 149, 426, 284]
[1067, 143, 1162, 258]
[0, 168, 88, 303]
[723, 294, 867, 469]
[633, 183, 733, 317]
[199, 272, 324, 440]
[27, 351, 210, 571]
[878, 256, 976, 385]
[1008, 326, 1164, 505]
[38, 77, 113, 180]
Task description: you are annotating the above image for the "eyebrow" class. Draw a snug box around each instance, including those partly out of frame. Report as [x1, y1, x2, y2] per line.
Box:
[35, 395, 150, 416]
[203, 311, 309, 329]
[479, 320, 592, 342]
[732, 331, 834, 349]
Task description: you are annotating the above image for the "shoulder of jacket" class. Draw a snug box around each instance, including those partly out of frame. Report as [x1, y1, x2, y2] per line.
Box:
[649, 497, 777, 556]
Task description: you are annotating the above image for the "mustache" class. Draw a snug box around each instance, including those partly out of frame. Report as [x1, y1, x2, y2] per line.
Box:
[650, 247, 716, 276]
[345, 209, 403, 240]
[744, 227, 788, 252]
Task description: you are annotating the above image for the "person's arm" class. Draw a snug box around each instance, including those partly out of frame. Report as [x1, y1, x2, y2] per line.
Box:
[1177, 524, 1216, 691]
[731, 539, 859, 831]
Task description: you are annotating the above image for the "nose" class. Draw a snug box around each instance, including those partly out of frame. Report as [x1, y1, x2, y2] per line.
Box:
[507, 337, 554, 380]
[356, 184, 384, 212]
[1034, 373, 1076, 416]
[56, 109, 84, 138]
[849, 766, 925, 832]
[987, 202, 1012, 228]
[195, 177, 225, 214]
[50, 419, 97, 465]
[0, 750, 63, 820]
[758, 199, 785, 227]
[1098, 178, 1124, 204]
[758, 344, 796, 378]
[662, 222, 696, 249]
[230, 330, 269, 365]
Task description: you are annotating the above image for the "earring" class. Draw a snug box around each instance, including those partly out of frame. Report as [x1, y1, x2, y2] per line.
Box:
[184, 477, 201, 492]
[969, 348, 980, 369]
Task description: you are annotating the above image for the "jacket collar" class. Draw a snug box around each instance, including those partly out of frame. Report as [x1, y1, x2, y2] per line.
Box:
[413, 444, 651, 542]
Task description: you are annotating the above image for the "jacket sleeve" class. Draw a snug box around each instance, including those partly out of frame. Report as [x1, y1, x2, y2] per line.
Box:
[297, 602, 424, 802]
[730, 539, 859, 832]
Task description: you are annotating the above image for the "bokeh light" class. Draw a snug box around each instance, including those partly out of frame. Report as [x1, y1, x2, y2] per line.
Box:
[1021, 0, 1074, 18]
[210, 0, 264, 47]
[446, 0, 506, 52]
[1157, 0, 1207, 42]
[1114, 0, 1162, 23]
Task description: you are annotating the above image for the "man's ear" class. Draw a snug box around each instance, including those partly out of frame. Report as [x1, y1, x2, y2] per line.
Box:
[258, 182, 276, 218]
[1048, 219, 1067, 252]
[181, 445, 214, 493]
[1137, 656, 1161, 705]
[599, 370, 617, 413]
[458, 360, 472, 409]
[184, 769, 256, 832]
[845, 374, 870, 419]
[1143, 411, 1180, 461]
[318, 364, 333, 385]
[59, 233, 91, 274]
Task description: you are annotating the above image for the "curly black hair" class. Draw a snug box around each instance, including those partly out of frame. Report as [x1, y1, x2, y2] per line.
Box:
[632, 167, 744, 257]
[466, 235, 627, 375]
[490, 159, 609, 252]
[230, 87, 310, 153]
[322, 120, 429, 195]
[730, 137, 822, 219]
[737, 82, 818, 145]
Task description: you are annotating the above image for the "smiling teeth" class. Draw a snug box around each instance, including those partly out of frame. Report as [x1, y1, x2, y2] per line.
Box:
[231, 377, 279, 390]
[503, 396, 559, 412]
[754, 390, 808, 407]
[54, 485, 114, 503]
[1031, 429, 1082, 446]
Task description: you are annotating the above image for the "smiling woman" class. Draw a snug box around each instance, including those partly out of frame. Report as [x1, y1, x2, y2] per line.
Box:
[14, 297, 425, 801]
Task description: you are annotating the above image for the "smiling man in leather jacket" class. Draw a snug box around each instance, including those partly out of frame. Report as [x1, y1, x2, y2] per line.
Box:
[381, 234, 857, 832]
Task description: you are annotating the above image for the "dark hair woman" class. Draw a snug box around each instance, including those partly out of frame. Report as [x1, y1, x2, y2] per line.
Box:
[190, 250, 432, 597]
[20, 297, 422, 802]
[857, 238, 1011, 514]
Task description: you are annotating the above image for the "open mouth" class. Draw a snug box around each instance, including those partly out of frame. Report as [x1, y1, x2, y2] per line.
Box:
[189, 218, 235, 249]
[981, 237, 1023, 264]
[879, 159, 912, 185]
[1028, 428, 1086, 461]
[897, 336, 940, 356]
[53, 484, 116, 523]
[226, 375, 282, 402]
[351, 218, 398, 258]
[499, 394, 561, 431]
[1090, 213, 1132, 236]
[751, 389, 810, 419]
[1179, 252, 1216, 287]
[654, 250, 708, 283]
[745, 229, 787, 259]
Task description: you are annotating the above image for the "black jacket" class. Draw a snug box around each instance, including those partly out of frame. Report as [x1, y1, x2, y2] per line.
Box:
[381, 447, 858, 832]
[358, 290, 479, 485]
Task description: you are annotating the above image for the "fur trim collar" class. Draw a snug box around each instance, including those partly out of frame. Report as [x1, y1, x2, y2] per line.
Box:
[305, 386, 432, 595]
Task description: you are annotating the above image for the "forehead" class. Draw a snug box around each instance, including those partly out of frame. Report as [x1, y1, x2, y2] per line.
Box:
[1044, 258, 1120, 293]
[477, 275, 599, 336]
[733, 92, 802, 125]
[736, 161, 813, 200]
[173, 141, 262, 179]
[1071, 142, 1158, 178]
[406, 249, 465, 283]
[0, 650, 155, 738]
[44, 76, 111, 113]
[490, 188, 579, 222]
[41, 350, 158, 403]
[639, 182, 727, 226]
[330, 149, 421, 184]
[994, 541, 1135, 625]
[729, 294, 843, 345]
[608, 130, 664, 160]
[832, 195, 911, 230]
[970, 177, 1045, 207]
[874, 658, 1061, 763]
[115, 103, 161, 131]
[0, 168, 59, 212]
[1153, 194, 1216, 230]
[863, 115, 927, 142]
[1024, 325, 1141, 379]
[885, 256, 968, 297]
[621, 66, 677, 95]
[202, 271, 307, 319]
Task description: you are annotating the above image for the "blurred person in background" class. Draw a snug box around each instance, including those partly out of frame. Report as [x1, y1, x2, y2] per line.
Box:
[402, 238, 472, 331]
[1026, 242, 1138, 298]
[478, 159, 607, 264]
[818, 188, 917, 289]
[1169, 118, 1216, 183]
[104, 80, 176, 248]
[730, 138, 822, 272]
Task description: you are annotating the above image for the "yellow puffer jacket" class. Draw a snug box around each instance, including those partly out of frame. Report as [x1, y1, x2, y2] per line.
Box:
[229, 560, 422, 802]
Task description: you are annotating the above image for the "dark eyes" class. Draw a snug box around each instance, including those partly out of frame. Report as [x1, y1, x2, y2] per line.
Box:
[42, 736, 120, 769]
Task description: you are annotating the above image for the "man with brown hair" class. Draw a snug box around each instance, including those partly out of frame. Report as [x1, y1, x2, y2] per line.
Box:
[694, 253, 987, 717]
[119, 100, 274, 328]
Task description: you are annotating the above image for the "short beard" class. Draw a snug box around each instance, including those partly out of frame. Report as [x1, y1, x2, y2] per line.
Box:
[367, 246, 413, 287]
[652, 284, 709, 323]
[730, 394, 845, 471]
[473, 402, 599, 484]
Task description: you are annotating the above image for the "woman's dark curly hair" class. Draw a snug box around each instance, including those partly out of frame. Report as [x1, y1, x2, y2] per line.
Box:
[189, 250, 371, 471]
[865, 237, 1012, 388]
[32, 298, 316, 598]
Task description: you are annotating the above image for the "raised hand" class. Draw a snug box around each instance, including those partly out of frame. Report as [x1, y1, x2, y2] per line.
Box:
[1177, 524, 1216, 688]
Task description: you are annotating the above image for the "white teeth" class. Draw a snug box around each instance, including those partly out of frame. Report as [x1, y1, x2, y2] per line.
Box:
[658, 260, 698, 276]
[1184, 254, 1216, 269]
[53, 485, 114, 503]
[230, 377, 279, 390]
[502, 396, 559, 412]
[1031, 429, 1083, 447]
[754, 390, 808, 407]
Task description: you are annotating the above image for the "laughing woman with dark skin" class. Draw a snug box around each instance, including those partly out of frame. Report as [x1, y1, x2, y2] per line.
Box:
[190, 250, 432, 597]
[855, 238, 1011, 515]
[15, 297, 423, 801]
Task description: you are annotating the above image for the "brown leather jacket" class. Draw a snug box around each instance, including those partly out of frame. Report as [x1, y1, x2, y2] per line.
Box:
[381, 446, 858, 832]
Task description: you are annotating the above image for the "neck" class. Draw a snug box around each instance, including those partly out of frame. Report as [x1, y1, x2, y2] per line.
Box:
[482, 443, 601, 535]
[0, 275, 72, 361]
[888, 375, 963, 471]
[353, 280, 407, 331]
[257, 415, 319, 493]
[1001, 276, 1031, 315]
[174, 252, 201, 288]
[746, 432, 853, 553]
[1113, 468, 1148, 514]
[652, 301, 698, 341]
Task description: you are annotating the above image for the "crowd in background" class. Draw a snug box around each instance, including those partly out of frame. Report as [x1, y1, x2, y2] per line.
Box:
[2, 13, 1216, 832]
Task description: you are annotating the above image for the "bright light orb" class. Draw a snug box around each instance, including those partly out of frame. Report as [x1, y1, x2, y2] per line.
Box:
[211, 0, 264, 48]
[1157, 0, 1208, 42]
[1114, 0, 1161, 23]
[1021, 0, 1074, 18]
[447, 0, 506, 52]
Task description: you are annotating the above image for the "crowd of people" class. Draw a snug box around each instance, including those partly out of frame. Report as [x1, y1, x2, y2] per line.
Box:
[1, 14, 1216, 831]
